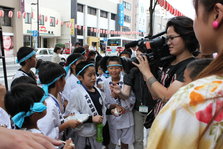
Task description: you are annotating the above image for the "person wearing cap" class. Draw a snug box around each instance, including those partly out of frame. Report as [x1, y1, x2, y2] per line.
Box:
[13, 47, 37, 82]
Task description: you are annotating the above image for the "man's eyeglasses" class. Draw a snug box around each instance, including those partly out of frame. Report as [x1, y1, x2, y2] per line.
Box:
[166, 35, 181, 42]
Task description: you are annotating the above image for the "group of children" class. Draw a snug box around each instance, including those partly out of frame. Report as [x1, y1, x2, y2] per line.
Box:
[0, 46, 213, 149]
[0, 46, 137, 149]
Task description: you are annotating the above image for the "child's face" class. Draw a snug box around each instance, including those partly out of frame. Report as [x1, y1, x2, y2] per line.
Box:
[97, 66, 103, 76]
[71, 59, 84, 74]
[57, 77, 66, 92]
[79, 66, 96, 89]
[27, 55, 37, 68]
[107, 61, 122, 79]
[184, 68, 192, 85]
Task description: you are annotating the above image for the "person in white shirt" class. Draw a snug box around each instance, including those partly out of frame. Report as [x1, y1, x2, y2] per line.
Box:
[51, 47, 62, 64]
[37, 62, 81, 140]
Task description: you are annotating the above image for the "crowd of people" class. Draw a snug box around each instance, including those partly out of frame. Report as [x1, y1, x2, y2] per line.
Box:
[0, 0, 223, 148]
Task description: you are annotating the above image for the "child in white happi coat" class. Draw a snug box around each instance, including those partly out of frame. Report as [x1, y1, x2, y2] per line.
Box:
[66, 61, 106, 149]
[13, 47, 37, 82]
[5, 84, 75, 149]
[62, 53, 85, 115]
[104, 56, 135, 149]
[37, 62, 81, 140]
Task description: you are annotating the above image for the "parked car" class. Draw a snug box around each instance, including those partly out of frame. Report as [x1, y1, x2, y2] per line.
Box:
[35, 48, 67, 62]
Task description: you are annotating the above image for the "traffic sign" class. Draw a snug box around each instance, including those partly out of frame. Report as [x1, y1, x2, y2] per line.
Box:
[32, 30, 39, 37]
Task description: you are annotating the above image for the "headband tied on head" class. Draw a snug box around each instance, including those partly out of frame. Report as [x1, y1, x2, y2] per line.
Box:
[12, 102, 46, 128]
[81, 50, 86, 55]
[76, 63, 94, 76]
[40, 74, 65, 101]
[16, 51, 36, 64]
[64, 57, 81, 74]
[107, 64, 122, 68]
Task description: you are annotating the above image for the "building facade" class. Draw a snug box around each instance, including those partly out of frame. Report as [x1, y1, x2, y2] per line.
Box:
[0, 0, 23, 57]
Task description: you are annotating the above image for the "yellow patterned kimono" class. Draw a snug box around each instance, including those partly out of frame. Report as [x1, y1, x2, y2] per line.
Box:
[147, 75, 223, 149]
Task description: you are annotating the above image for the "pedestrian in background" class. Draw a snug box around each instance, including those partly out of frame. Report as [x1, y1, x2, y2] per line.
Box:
[51, 47, 62, 64]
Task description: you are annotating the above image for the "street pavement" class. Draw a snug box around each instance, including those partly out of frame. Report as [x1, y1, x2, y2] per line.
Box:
[0, 57, 19, 87]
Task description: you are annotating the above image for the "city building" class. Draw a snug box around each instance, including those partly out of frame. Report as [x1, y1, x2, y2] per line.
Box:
[23, 0, 61, 48]
[0, 0, 23, 57]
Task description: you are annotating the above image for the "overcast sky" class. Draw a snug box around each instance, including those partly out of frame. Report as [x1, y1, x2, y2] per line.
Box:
[167, 0, 195, 19]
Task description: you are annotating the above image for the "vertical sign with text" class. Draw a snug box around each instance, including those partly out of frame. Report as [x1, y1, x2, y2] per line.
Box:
[70, 19, 75, 36]
[118, 3, 124, 26]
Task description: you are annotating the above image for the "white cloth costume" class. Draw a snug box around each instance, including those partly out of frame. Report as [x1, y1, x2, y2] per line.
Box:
[62, 74, 80, 102]
[103, 76, 135, 144]
[66, 85, 106, 149]
[13, 69, 33, 80]
[38, 94, 64, 139]
[0, 107, 11, 129]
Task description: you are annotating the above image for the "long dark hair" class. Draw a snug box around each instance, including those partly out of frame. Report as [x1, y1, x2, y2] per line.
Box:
[166, 16, 199, 55]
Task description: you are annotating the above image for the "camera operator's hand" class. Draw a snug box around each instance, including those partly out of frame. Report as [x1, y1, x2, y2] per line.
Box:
[132, 55, 153, 80]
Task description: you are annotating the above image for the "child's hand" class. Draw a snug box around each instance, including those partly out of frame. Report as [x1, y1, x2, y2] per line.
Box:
[92, 115, 103, 124]
[115, 105, 126, 115]
[63, 138, 75, 149]
[111, 91, 119, 99]
[110, 84, 121, 96]
[68, 120, 81, 128]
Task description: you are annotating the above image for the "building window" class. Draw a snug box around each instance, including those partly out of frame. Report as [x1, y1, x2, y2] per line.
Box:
[23, 35, 33, 47]
[88, 7, 96, 15]
[87, 27, 96, 36]
[111, 13, 116, 20]
[100, 10, 107, 18]
[77, 4, 84, 12]
[77, 25, 83, 35]
[39, 15, 44, 25]
[110, 30, 118, 37]
[25, 13, 32, 24]
[0, 7, 12, 26]
[50, 17, 55, 27]
[100, 31, 107, 38]
[123, 1, 131, 10]
[122, 26, 130, 32]
[124, 15, 131, 23]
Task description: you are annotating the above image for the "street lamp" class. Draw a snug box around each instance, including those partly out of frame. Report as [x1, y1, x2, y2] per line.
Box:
[31, 0, 39, 48]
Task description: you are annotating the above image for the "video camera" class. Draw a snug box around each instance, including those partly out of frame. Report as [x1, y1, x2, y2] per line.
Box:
[122, 31, 175, 75]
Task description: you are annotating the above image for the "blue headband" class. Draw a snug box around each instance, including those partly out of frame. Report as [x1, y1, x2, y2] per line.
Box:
[76, 63, 94, 76]
[41, 74, 65, 100]
[16, 51, 36, 64]
[64, 57, 81, 74]
[107, 64, 122, 68]
[81, 50, 86, 55]
[12, 102, 46, 128]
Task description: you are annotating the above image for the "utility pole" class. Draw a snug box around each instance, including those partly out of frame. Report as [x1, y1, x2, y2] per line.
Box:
[31, 0, 40, 48]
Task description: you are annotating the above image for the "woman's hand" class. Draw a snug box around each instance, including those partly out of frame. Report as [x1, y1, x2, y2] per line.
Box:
[132, 55, 153, 80]
[0, 127, 63, 149]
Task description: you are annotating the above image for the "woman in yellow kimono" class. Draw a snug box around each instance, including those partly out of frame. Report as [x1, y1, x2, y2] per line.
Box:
[145, 0, 223, 148]
[135, 0, 223, 149]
